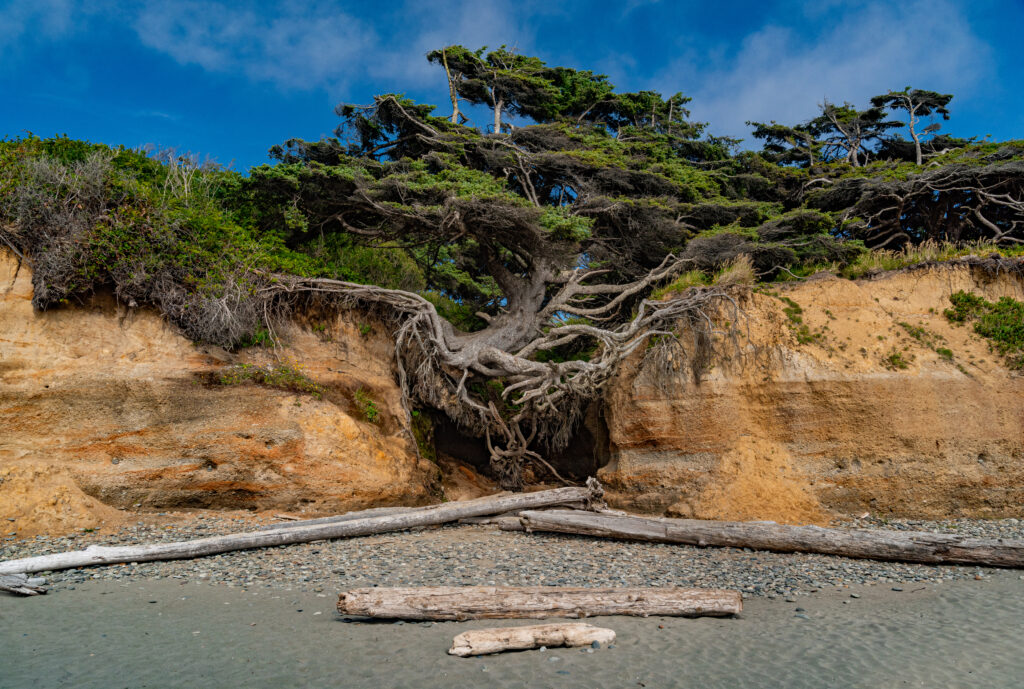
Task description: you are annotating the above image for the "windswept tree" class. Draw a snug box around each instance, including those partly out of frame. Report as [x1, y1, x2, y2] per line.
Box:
[813, 101, 900, 166]
[747, 120, 823, 167]
[871, 87, 953, 165]
[243, 56, 739, 487]
[428, 45, 557, 133]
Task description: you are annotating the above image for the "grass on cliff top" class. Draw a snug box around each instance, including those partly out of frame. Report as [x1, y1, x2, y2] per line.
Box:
[776, 239, 1024, 283]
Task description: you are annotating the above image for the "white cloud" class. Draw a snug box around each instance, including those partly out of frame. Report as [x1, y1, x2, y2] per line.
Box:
[132, 2, 375, 91]
[654, 1, 992, 141]
[0, 0, 79, 61]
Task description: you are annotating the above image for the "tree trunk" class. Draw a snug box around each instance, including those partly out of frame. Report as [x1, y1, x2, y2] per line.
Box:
[494, 98, 504, 133]
[517, 510, 1024, 568]
[338, 585, 742, 620]
[0, 486, 598, 575]
[441, 49, 461, 125]
[911, 127, 923, 166]
[449, 623, 616, 656]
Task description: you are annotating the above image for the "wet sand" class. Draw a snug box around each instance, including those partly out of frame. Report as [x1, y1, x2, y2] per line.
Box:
[2, 573, 1022, 688]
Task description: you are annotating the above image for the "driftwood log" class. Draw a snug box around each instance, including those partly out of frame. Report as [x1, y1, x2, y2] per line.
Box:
[337, 586, 742, 620]
[0, 485, 599, 575]
[449, 623, 616, 657]
[517, 510, 1024, 568]
[258, 506, 421, 531]
[0, 573, 47, 596]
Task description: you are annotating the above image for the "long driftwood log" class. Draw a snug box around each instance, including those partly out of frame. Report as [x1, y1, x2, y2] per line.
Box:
[449, 623, 616, 657]
[517, 510, 1024, 568]
[0, 485, 598, 575]
[337, 586, 742, 620]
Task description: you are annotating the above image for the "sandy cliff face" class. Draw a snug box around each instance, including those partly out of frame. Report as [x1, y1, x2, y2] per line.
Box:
[600, 262, 1024, 522]
[0, 251, 437, 535]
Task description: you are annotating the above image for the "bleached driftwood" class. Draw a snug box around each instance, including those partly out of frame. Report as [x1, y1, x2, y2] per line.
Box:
[449, 623, 615, 656]
[258, 506, 422, 531]
[0, 573, 47, 596]
[517, 510, 1024, 568]
[337, 585, 742, 620]
[0, 485, 598, 575]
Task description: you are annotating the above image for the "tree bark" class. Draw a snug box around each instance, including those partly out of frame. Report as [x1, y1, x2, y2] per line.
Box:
[337, 585, 742, 620]
[0, 486, 598, 575]
[0, 573, 47, 596]
[441, 48, 461, 125]
[449, 623, 616, 656]
[517, 510, 1024, 568]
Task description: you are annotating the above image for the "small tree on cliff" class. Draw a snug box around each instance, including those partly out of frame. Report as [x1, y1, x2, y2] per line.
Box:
[871, 87, 953, 165]
[747, 120, 823, 167]
[813, 100, 900, 166]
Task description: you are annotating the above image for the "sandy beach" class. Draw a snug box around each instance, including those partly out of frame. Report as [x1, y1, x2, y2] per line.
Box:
[3, 566, 1022, 688]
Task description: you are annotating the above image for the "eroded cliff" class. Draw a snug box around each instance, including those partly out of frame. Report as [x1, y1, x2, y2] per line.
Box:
[0, 251, 437, 535]
[3, 249, 1022, 535]
[600, 261, 1024, 522]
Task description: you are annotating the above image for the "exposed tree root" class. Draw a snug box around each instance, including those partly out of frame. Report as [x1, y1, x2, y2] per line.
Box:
[262, 260, 741, 489]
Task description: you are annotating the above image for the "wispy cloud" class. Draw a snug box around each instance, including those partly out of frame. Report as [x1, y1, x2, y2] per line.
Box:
[655, 0, 992, 140]
[132, 2, 375, 91]
[0, 0, 80, 62]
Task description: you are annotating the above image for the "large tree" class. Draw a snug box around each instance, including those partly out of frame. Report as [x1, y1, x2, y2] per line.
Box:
[244, 53, 737, 487]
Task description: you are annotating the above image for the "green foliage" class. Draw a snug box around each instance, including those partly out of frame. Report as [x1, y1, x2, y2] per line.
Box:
[354, 388, 380, 423]
[238, 327, 274, 348]
[217, 363, 324, 398]
[410, 409, 437, 462]
[651, 270, 709, 299]
[882, 349, 912, 370]
[944, 291, 1024, 369]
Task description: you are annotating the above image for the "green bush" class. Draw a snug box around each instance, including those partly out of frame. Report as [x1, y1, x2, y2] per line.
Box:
[945, 291, 1024, 369]
[217, 362, 324, 398]
[354, 388, 380, 423]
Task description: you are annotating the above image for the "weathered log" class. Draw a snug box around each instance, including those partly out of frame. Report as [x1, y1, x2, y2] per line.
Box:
[337, 586, 742, 620]
[0, 573, 47, 596]
[518, 510, 1024, 568]
[449, 623, 616, 657]
[260, 493, 535, 531]
[0, 485, 598, 575]
[258, 506, 422, 531]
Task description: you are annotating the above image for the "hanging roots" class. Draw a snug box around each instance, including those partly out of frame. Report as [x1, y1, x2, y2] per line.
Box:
[262, 259, 743, 490]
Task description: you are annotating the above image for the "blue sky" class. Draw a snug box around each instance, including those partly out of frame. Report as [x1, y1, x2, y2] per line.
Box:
[2, 0, 1021, 170]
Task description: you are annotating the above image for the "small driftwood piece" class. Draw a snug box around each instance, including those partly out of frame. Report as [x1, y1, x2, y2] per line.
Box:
[449, 623, 615, 657]
[0, 485, 598, 575]
[518, 510, 1024, 568]
[337, 586, 742, 620]
[0, 573, 47, 596]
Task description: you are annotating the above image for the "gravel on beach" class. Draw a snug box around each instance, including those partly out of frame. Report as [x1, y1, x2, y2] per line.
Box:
[2, 513, 1022, 599]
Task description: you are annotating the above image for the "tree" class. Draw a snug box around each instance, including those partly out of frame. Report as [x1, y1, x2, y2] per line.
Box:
[871, 87, 953, 165]
[244, 69, 737, 488]
[427, 47, 470, 125]
[812, 101, 900, 166]
[429, 45, 558, 133]
[747, 120, 823, 167]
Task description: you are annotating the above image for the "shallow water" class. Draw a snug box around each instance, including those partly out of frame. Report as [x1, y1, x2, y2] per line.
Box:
[2, 573, 1022, 689]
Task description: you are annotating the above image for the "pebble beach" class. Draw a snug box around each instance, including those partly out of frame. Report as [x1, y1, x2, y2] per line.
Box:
[3, 514, 1022, 597]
